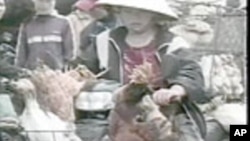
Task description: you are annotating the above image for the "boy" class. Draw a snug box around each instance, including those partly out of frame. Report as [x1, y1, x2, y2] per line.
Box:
[15, 0, 75, 70]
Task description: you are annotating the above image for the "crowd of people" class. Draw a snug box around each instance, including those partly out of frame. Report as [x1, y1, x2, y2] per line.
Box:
[0, 0, 247, 141]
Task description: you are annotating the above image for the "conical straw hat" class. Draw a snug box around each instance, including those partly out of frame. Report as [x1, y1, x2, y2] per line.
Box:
[96, 0, 178, 20]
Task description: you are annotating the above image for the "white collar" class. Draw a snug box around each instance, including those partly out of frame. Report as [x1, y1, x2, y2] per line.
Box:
[35, 9, 58, 16]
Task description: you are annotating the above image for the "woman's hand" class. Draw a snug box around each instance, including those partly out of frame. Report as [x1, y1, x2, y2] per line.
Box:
[152, 85, 187, 106]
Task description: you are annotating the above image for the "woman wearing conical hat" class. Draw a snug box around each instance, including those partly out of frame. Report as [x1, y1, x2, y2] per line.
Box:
[79, 0, 207, 141]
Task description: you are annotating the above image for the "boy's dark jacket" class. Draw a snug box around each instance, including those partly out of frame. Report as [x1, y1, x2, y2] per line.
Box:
[77, 26, 208, 137]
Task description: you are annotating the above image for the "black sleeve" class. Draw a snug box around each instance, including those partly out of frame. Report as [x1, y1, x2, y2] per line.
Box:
[73, 40, 101, 74]
[15, 24, 28, 68]
[70, 21, 101, 74]
[166, 49, 208, 103]
[62, 20, 74, 64]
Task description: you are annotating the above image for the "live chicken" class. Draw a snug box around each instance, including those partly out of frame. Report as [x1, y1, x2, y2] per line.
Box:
[29, 64, 91, 122]
[109, 62, 178, 141]
[10, 78, 82, 141]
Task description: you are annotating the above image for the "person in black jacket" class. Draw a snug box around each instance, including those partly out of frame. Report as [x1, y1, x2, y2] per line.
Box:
[77, 0, 207, 141]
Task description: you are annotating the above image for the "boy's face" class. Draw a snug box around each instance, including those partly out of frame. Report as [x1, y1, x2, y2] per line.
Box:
[119, 7, 155, 33]
[32, 0, 55, 13]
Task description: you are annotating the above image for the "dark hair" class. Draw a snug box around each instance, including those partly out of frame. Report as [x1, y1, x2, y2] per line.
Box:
[0, 0, 34, 26]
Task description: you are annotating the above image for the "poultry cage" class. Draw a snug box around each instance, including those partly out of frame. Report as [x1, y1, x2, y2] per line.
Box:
[16, 123, 109, 141]
[1, 125, 107, 141]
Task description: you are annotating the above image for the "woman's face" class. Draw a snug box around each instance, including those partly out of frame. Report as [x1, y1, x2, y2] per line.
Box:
[119, 7, 156, 33]
[0, 0, 6, 19]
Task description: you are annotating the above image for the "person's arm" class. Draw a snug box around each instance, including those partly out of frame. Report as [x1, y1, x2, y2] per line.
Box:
[70, 27, 101, 74]
[62, 20, 75, 67]
[153, 48, 207, 105]
[167, 48, 206, 103]
[15, 24, 28, 68]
